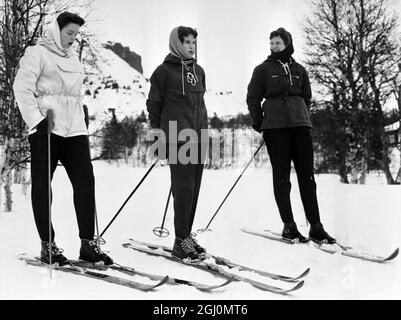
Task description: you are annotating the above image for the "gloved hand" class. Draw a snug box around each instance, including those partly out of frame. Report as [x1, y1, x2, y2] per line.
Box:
[35, 118, 48, 136]
[83, 105, 89, 129]
[252, 123, 262, 133]
[147, 128, 167, 161]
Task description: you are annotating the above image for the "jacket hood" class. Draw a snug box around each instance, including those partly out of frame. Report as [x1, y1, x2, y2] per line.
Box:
[169, 26, 195, 60]
[37, 20, 73, 57]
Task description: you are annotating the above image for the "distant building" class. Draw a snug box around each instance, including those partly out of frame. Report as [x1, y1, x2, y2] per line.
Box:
[385, 121, 400, 147]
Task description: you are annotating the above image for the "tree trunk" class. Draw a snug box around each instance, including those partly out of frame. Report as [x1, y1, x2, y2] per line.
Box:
[339, 155, 349, 184]
[359, 155, 367, 184]
[0, 178, 2, 214]
[396, 85, 401, 184]
[14, 166, 21, 184]
[3, 170, 13, 212]
[359, 135, 369, 184]
[231, 129, 235, 167]
[21, 167, 29, 198]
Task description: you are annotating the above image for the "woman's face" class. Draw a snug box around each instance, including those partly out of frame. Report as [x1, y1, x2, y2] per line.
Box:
[60, 23, 80, 49]
[182, 34, 196, 57]
[270, 36, 286, 53]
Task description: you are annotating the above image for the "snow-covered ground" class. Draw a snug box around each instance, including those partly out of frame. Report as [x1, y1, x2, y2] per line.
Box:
[0, 161, 400, 300]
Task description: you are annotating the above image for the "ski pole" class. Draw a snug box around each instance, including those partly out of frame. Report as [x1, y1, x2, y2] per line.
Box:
[198, 141, 265, 233]
[82, 105, 104, 247]
[153, 186, 172, 237]
[99, 158, 159, 238]
[46, 109, 54, 278]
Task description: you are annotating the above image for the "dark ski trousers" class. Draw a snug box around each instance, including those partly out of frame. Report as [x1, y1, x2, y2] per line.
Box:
[28, 132, 95, 242]
[263, 126, 321, 224]
[168, 144, 205, 239]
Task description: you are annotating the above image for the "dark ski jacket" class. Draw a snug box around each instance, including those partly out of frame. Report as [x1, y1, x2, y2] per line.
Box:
[246, 56, 312, 130]
[146, 54, 208, 141]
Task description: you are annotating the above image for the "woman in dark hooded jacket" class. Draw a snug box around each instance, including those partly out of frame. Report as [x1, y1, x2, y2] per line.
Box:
[246, 27, 335, 244]
[146, 26, 208, 262]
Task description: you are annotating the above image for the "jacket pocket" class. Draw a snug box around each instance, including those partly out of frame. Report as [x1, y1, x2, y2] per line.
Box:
[290, 72, 302, 89]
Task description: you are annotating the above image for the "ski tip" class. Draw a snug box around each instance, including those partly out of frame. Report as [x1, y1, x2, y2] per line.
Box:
[159, 275, 170, 286]
[287, 280, 305, 293]
[145, 275, 170, 291]
[276, 280, 305, 295]
[293, 268, 311, 281]
[222, 277, 235, 287]
[383, 247, 399, 262]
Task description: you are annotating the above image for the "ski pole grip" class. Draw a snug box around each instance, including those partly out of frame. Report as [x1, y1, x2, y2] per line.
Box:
[83, 104, 89, 129]
[46, 109, 54, 135]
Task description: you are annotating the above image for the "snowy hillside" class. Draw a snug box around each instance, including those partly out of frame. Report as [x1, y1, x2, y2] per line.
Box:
[81, 38, 149, 125]
[80, 38, 247, 129]
[0, 162, 400, 299]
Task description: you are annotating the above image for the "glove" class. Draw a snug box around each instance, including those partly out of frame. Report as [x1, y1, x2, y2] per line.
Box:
[149, 128, 162, 140]
[252, 123, 262, 133]
[83, 105, 89, 129]
[35, 118, 48, 136]
[147, 128, 163, 160]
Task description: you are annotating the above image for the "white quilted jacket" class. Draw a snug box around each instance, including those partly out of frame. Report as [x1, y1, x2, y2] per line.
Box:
[13, 20, 87, 137]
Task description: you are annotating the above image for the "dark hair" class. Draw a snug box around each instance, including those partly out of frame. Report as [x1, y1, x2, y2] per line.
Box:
[178, 26, 198, 43]
[269, 27, 292, 46]
[57, 12, 85, 30]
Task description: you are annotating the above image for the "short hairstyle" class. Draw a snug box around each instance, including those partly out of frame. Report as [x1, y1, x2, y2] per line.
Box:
[57, 12, 85, 31]
[178, 26, 198, 43]
[269, 28, 292, 46]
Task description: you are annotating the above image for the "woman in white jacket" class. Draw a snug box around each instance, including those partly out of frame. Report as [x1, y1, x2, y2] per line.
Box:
[13, 12, 112, 265]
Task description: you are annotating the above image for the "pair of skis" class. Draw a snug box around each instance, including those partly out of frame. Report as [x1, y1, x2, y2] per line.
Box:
[241, 228, 399, 263]
[122, 239, 309, 295]
[18, 254, 231, 292]
[18, 254, 168, 291]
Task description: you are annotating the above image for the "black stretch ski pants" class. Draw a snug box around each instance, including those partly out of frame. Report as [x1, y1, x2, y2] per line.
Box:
[28, 132, 95, 242]
[168, 144, 205, 239]
[263, 126, 321, 224]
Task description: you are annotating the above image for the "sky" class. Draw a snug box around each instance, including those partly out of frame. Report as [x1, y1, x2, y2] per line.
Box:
[87, 0, 314, 93]
[87, 0, 401, 95]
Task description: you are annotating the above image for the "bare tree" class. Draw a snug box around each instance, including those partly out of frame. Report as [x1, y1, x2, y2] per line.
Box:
[304, 0, 400, 184]
[392, 62, 401, 183]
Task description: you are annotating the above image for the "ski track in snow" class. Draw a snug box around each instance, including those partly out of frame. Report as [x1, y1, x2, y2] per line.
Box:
[0, 161, 400, 299]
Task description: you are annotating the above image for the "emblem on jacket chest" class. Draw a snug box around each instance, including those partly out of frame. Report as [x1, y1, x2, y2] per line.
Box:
[183, 63, 198, 86]
[186, 72, 197, 86]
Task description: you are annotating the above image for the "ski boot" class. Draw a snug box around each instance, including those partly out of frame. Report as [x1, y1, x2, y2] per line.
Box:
[309, 222, 336, 244]
[40, 241, 69, 265]
[79, 239, 113, 265]
[189, 233, 207, 258]
[282, 222, 309, 243]
[172, 236, 200, 263]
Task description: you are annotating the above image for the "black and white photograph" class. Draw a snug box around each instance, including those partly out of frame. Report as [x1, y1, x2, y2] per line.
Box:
[0, 0, 400, 304]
